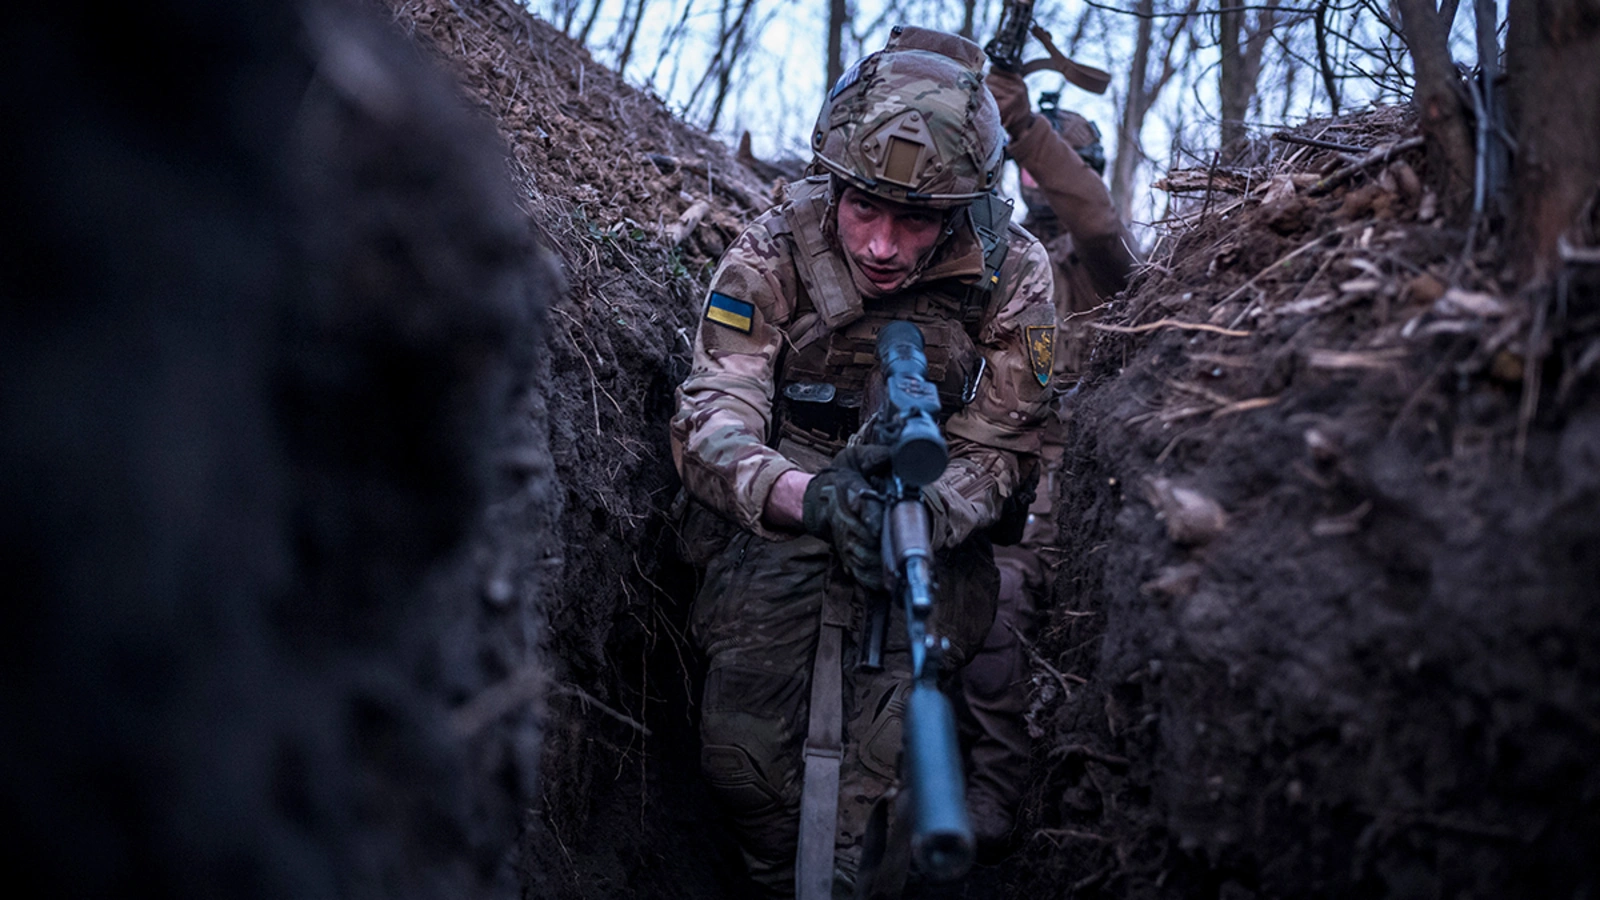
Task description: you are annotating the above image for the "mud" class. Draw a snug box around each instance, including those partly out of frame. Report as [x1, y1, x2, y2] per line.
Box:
[385, 2, 771, 896]
[1011, 113, 1600, 897]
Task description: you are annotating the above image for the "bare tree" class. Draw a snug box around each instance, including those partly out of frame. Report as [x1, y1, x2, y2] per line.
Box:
[958, 0, 978, 40]
[1393, 0, 1476, 218]
[1313, 0, 1340, 113]
[1111, 0, 1199, 222]
[685, 0, 759, 131]
[1217, 1, 1279, 148]
[648, 0, 699, 88]
[1505, 0, 1600, 281]
[576, 0, 605, 46]
[614, 0, 651, 76]
[828, 0, 850, 93]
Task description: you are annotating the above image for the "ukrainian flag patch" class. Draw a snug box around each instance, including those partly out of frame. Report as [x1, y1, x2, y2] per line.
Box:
[705, 292, 755, 333]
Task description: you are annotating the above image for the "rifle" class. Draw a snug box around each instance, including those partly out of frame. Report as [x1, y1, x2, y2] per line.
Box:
[860, 321, 973, 882]
[983, 0, 1112, 95]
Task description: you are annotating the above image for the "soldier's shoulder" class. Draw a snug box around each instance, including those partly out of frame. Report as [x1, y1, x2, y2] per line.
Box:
[721, 206, 797, 273]
[990, 228, 1054, 328]
[1003, 219, 1045, 252]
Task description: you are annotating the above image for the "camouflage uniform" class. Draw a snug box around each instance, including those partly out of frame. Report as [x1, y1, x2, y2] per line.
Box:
[958, 69, 1138, 848]
[670, 29, 1058, 898]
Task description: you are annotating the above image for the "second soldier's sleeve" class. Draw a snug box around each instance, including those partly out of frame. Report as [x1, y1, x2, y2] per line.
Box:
[669, 222, 801, 539]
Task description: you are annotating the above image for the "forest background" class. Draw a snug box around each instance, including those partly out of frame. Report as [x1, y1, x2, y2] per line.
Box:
[531, 0, 1495, 233]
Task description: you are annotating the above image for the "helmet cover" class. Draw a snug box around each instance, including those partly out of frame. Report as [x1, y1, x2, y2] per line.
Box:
[811, 26, 1004, 207]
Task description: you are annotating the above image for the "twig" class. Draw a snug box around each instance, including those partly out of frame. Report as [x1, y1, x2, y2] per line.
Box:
[1057, 743, 1132, 771]
[1035, 827, 1109, 845]
[1223, 225, 1362, 327]
[1006, 620, 1087, 697]
[1308, 136, 1426, 196]
[1271, 131, 1368, 154]
[1211, 396, 1279, 418]
[553, 683, 653, 736]
[449, 665, 548, 738]
[1092, 318, 1251, 338]
[1071, 863, 1115, 893]
[1514, 286, 1550, 468]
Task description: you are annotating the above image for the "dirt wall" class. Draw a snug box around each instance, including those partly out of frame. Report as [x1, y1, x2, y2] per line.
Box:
[0, 1, 553, 896]
[1016, 116, 1600, 898]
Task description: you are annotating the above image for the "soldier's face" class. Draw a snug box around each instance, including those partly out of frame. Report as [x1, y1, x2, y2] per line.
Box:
[835, 187, 944, 296]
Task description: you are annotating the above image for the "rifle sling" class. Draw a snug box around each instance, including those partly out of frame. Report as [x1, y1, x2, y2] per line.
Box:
[796, 614, 846, 900]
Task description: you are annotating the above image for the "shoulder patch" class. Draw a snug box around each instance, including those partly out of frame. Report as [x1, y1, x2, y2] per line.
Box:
[705, 292, 755, 333]
[1026, 324, 1055, 386]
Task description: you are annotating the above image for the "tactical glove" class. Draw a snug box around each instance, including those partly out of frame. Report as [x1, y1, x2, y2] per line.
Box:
[803, 444, 892, 591]
[983, 69, 1034, 135]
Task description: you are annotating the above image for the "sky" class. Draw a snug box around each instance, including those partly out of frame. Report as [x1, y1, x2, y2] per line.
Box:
[531, 1, 1500, 232]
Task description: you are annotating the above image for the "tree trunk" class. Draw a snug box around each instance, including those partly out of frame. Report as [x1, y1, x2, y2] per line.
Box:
[1395, 0, 1477, 221]
[576, 0, 605, 46]
[958, 0, 977, 40]
[1314, 0, 1341, 114]
[707, 0, 757, 131]
[1504, 0, 1600, 281]
[616, 0, 648, 76]
[1112, 0, 1156, 222]
[1111, 0, 1196, 222]
[827, 0, 849, 94]
[649, 0, 698, 86]
[1218, 1, 1246, 147]
[1218, 2, 1275, 150]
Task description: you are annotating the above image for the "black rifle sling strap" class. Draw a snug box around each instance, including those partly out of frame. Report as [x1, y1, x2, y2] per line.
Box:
[796, 579, 851, 900]
[959, 192, 1013, 340]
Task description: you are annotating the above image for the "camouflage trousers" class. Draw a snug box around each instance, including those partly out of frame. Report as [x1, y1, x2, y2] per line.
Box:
[692, 531, 998, 898]
[956, 543, 1047, 845]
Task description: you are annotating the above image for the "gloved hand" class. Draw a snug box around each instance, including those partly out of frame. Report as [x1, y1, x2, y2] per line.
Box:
[803, 444, 892, 590]
[984, 69, 1034, 135]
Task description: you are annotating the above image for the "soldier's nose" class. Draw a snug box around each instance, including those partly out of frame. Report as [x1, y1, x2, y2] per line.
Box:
[867, 223, 898, 261]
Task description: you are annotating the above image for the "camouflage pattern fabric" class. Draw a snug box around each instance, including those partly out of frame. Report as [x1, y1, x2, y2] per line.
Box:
[812, 27, 1004, 206]
[669, 172, 1057, 895]
[670, 185, 1058, 547]
[691, 531, 998, 897]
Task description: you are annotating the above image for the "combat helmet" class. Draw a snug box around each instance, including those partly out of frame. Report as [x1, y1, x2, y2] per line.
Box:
[811, 26, 1004, 208]
[1037, 91, 1106, 175]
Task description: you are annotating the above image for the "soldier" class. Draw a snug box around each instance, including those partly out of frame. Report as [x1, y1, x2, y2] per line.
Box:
[955, 67, 1139, 854]
[670, 26, 1059, 899]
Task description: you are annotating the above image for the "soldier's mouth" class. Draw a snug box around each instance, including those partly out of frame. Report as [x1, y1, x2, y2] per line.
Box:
[859, 263, 906, 289]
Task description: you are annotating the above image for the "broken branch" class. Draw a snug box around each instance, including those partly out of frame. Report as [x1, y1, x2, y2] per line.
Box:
[1092, 318, 1251, 338]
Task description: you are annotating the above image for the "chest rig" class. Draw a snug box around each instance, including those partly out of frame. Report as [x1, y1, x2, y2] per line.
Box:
[767, 177, 1013, 469]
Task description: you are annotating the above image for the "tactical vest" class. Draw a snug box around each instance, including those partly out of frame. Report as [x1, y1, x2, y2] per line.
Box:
[765, 177, 1013, 470]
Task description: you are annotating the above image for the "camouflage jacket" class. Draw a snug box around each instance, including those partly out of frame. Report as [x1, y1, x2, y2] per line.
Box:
[1008, 114, 1138, 384]
[670, 178, 1058, 547]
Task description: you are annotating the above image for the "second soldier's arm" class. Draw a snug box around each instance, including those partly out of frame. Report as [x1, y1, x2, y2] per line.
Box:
[985, 68, 1137, 298]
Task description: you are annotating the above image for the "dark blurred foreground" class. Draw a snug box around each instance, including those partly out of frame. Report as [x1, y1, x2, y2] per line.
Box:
[0, 1, 554, 896]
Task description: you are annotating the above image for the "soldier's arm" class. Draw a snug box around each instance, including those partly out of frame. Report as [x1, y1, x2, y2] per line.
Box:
[669, 224, 805, 538]
[1007, 116, 1137, 298]
[923, 236, 1058, 548]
